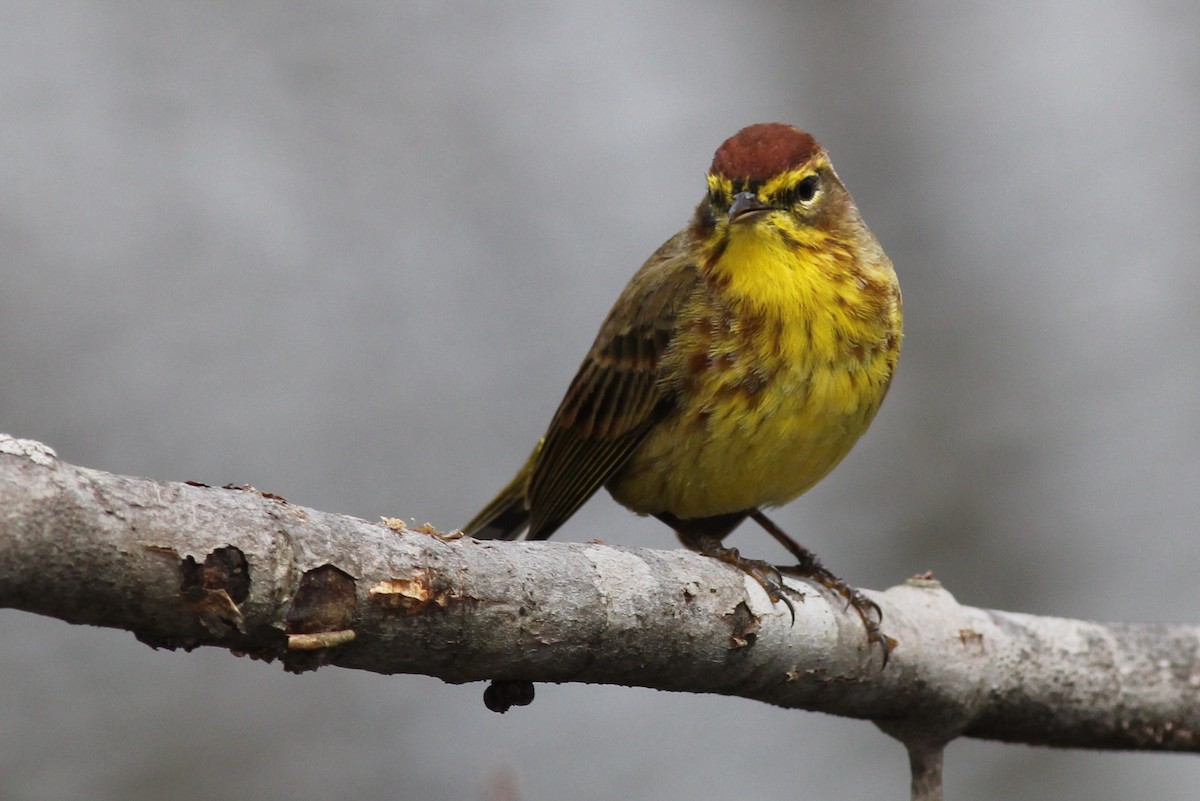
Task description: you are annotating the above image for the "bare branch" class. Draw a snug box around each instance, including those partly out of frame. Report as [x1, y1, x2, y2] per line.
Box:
[2, 435, 1198, 770]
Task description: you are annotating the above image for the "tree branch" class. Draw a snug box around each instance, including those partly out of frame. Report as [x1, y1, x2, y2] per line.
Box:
[3, 435, 1198, 770]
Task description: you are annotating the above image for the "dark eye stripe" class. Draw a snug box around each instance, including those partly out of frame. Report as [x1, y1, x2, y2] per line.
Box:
[708, 187, 729, 207]
[773, 174, 820, 206]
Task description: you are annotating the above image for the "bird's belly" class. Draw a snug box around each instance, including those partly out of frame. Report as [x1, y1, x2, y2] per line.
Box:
[607, 349, 891, 519]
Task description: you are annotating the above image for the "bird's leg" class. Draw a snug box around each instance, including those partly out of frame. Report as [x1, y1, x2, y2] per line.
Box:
[749, 510, 891, 662]
[658, 511, 795, 622]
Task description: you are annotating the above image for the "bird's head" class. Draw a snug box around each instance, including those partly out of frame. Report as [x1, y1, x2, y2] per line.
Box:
[696, 123, 854, 245]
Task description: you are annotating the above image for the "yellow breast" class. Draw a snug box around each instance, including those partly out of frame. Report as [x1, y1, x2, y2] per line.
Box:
[607, 219, 901, 518]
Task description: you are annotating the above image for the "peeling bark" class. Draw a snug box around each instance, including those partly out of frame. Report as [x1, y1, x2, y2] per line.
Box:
[2, 436, 1199, 765]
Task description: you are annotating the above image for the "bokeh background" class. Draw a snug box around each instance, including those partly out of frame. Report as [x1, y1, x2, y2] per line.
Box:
[2, 2, 1199, 799]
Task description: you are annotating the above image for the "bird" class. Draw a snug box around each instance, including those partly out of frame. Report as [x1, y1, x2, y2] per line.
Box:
[462, 123, 902, 652]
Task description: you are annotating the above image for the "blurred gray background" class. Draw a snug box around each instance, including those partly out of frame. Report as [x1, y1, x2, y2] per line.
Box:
[2, 2, 1198, 799]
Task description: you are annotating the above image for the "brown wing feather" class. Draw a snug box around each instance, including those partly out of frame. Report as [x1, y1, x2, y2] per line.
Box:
[525, 232, 703, 540]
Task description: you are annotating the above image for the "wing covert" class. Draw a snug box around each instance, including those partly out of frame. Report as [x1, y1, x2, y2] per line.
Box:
[524, 236, 703, 540]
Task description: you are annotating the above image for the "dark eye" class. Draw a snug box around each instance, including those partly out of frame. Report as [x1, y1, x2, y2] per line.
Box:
[795, 174, 819, 203]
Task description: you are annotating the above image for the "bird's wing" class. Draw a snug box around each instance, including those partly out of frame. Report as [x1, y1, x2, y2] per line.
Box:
[525, 237, 702, 539]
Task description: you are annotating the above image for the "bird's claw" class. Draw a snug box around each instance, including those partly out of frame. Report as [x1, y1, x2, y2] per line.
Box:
[778, 563, 892, 666]
[698, 541, 797, 622]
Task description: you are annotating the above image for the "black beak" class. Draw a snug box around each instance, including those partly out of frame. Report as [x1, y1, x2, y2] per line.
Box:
[728, 191, 774, 223]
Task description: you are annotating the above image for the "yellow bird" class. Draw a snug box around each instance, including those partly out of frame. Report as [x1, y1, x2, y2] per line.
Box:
[463, 123, 901, 648]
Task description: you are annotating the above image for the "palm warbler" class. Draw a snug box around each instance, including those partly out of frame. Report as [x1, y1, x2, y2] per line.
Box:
[464, 123, 901, 650]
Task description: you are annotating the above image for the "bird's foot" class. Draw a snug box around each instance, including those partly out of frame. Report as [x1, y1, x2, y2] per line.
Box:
[695, 538, 796, 622]
[748, 510, 892, 666]
[777, 560, 892, 665]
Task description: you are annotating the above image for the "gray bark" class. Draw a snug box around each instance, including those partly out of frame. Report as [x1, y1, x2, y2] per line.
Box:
[2, 434, 1198, 801]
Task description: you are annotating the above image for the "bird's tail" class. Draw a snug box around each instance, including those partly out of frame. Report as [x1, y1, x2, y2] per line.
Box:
[460, 439, 543, 540]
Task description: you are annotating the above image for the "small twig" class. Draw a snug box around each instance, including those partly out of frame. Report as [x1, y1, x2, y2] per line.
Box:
[906, 741, 944, 801]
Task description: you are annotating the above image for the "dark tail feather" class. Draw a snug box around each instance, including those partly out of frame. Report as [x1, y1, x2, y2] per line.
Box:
[465, 498, 531, 540]
[460, 440, 542, 540]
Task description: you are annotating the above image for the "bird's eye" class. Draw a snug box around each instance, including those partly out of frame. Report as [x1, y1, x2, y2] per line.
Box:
[795, 175, 819, 203]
